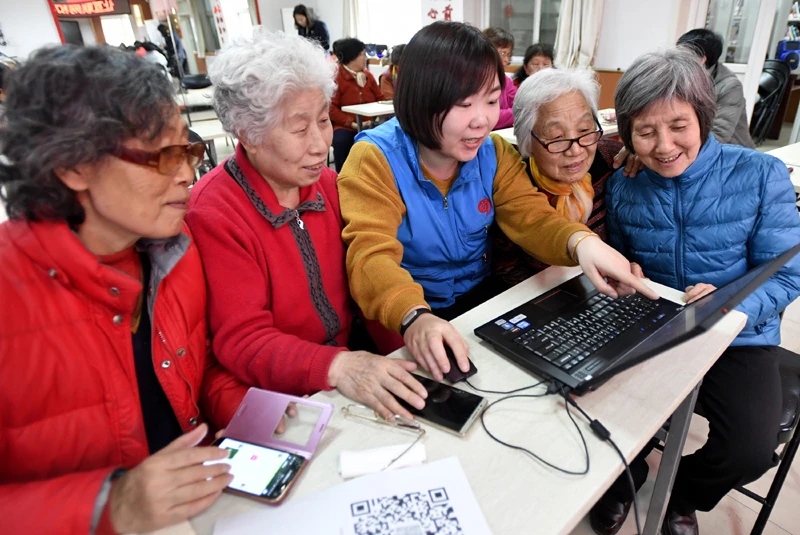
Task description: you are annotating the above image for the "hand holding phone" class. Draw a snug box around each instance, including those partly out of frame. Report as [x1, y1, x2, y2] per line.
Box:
[109, 424, 232, 533]
[394, 374, 487, 436]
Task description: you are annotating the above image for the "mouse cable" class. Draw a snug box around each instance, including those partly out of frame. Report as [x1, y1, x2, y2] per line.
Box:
[463, 376, 547, 395]
[557, 384, 642, 535]
[477, 385, 591, 476]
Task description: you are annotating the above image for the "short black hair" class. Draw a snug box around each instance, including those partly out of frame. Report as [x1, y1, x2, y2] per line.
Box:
[514, 43, 554, 85]
[333, 38, 366, 65]
[293, 4, 314, 28]
[0, 45, 177, 225]
[482, 27, 514, 49]
[395, 22, 505, 150]
[677, 29, 723, 69]
[390, 44, 406, 66]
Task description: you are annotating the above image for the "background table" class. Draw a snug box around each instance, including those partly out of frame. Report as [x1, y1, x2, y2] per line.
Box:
[766, 142, 800, 195]
[340, 101, 395, 131]
[182, 266, 744, 535]
[187, 119, 234, 163]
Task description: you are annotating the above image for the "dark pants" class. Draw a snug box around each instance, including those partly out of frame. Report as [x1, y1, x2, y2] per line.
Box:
[605, 345, 782, 512]
[431, 275, 508, 321]
[333, 129, 357, 172]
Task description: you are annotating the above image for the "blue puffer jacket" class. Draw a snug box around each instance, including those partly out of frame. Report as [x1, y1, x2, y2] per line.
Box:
[606, 135, 800, 346]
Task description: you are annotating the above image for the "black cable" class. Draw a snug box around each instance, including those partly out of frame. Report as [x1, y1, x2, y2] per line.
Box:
[463, 376, 546, 395]
[559, 385, 642, 535]
[477, 383, 591, 476]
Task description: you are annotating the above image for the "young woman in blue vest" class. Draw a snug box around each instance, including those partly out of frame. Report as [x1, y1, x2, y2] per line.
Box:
[337, 21, 657, 382]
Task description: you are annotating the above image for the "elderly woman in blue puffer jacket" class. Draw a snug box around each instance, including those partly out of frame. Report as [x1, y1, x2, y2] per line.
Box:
[590, 47, 800, 535]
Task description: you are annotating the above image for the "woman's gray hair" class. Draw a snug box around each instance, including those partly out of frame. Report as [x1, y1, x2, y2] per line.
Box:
[512, 68, 599, 158]
[210, 28, 337, 145]
[615, 47, 716, 153]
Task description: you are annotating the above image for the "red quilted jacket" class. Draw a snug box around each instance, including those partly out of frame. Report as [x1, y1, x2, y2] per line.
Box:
[0, 220, 248, 534]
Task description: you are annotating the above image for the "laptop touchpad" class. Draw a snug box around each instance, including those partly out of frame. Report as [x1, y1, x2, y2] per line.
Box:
[534, 289, 582, 313]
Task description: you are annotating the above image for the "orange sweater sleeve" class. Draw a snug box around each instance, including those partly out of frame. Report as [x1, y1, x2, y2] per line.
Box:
[491, 134, 587, 265]
[338, 142, 428, 333]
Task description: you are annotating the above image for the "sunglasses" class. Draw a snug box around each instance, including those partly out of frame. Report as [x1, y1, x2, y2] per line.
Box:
[114, 142, 206, 175]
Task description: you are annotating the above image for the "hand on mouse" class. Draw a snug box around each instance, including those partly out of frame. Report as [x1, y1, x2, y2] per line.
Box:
[402, 313, 471, 382]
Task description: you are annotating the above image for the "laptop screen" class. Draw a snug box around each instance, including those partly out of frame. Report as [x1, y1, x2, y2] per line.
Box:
[603, 242, 800, 374]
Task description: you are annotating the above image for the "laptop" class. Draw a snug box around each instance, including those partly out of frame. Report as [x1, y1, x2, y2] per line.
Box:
[474, 243, 800, 395]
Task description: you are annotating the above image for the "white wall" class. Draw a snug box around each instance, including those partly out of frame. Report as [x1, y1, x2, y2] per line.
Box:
[593, 0, 682, 71]
[0, 0, 61, 60]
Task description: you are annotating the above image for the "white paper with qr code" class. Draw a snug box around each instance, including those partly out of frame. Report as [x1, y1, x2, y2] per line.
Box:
[213, 457, 492, 535]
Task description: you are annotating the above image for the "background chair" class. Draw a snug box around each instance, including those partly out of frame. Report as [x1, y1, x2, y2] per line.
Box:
[750, 59, 791, 146]
[188, 128, 217, 184]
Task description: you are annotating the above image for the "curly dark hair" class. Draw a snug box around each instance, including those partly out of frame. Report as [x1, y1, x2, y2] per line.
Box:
[0, 45, 177, 225]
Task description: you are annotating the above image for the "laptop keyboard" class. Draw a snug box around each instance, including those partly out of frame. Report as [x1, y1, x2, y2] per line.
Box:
[512, 294, 660, 372]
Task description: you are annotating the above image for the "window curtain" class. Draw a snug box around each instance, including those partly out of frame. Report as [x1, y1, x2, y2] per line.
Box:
[343, 0, 360, 38]
[553, 0, 605, 68]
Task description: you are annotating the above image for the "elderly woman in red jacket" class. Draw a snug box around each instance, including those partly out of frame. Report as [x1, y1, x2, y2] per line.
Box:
[0, 45, 249, 534]
[330, 37, 384, 171]
[188, 30, 426, 422]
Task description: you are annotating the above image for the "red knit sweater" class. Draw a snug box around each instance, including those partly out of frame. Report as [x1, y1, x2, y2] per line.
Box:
[186, 144, 351, 395]
[330, 64, 384, 131]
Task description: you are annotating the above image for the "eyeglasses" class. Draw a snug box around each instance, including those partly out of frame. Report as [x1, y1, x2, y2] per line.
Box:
[342, 404, 426, 470]
[531, 117, 604, 154]
[114, 142, 206, 175]
[498, 51, 512, 59]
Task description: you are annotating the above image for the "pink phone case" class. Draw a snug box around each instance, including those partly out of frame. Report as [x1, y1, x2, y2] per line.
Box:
[223, 387, 334, 460]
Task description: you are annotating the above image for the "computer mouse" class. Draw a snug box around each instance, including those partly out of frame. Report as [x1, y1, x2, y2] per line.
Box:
[443, 343, 477, 383]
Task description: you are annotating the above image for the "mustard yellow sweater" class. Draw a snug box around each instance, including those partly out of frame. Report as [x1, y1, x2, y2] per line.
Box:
[338, 134, 588, 333]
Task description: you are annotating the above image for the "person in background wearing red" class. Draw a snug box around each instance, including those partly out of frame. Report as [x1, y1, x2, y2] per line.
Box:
[330, 37, 385, 171]
[483, 27, 518, 129]
[0, 45, 249, 534]
[379, 44, 405, 100]
[187, 29, 427, 422]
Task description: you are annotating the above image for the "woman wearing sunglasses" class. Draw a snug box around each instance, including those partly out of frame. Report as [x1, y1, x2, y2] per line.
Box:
[493, 68, 626, 287]
[0, 45, 250, 534]
[338, 22, 657, 383]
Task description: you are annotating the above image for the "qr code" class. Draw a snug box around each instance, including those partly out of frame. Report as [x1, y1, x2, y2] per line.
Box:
[350, 488, 462, 535]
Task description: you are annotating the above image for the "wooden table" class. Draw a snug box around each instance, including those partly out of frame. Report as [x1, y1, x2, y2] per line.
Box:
[340, 101, 395, 131]
[180, 266, 744, 535]
[766, 142, 800, 195]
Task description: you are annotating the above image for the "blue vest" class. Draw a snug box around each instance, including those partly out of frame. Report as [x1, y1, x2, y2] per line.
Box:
[357, 118, 498, 308]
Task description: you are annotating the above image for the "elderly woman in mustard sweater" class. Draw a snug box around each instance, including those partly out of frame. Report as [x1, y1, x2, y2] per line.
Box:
[337, 21, 656, 382]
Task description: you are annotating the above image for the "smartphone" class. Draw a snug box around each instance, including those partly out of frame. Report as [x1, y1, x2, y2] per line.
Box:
[208, 437, 306, 504]
[397, 374, 488, 436]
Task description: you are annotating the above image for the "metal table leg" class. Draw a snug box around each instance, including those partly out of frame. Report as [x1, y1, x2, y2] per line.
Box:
[356, 115, 363, 132]
[642, 383, 701, 535]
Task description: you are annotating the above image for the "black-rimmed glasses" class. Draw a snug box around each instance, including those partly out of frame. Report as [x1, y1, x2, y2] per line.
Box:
[531, 117, 603, 154]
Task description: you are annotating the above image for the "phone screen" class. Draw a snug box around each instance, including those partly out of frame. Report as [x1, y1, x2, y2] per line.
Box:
[208, 438, 305, 499]
[396, 374, 486, 434]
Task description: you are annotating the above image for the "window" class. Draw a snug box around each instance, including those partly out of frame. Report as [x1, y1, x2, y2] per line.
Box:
[488, 0, 562, 57]
[356, 0, 424, 49]
[100, 15, 137, 47]
[706, 0, 761, 64]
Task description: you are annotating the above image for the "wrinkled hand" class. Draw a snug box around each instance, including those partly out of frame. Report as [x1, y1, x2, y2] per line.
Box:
[684, 283, 716, 303]
[109, 424, 232, 534]
[328, 351, 428, 421]
[403, 311, 471, 382]
[571, 233, 659, 300]
[612, 146, 644, 177]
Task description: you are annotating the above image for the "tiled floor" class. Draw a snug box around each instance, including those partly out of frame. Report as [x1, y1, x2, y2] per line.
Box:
[570, 301, 800, 535]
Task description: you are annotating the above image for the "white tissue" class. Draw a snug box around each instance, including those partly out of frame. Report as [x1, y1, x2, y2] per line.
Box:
[338, 442, 427, 479]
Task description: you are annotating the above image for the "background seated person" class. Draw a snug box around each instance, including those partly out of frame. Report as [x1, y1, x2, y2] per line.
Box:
[678, 28, 755, 148]
[187, 30, 427, 422]
[379, 44, 405, 100]
[592, 47, 800, 535]
[0, 45, 248, 534]
[338, 21, 656, 384]
[514, 43, 554, 87]
[482, 27, 518, 129]
[493, 68, 622, 287]
[330, 38, 384, 171]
